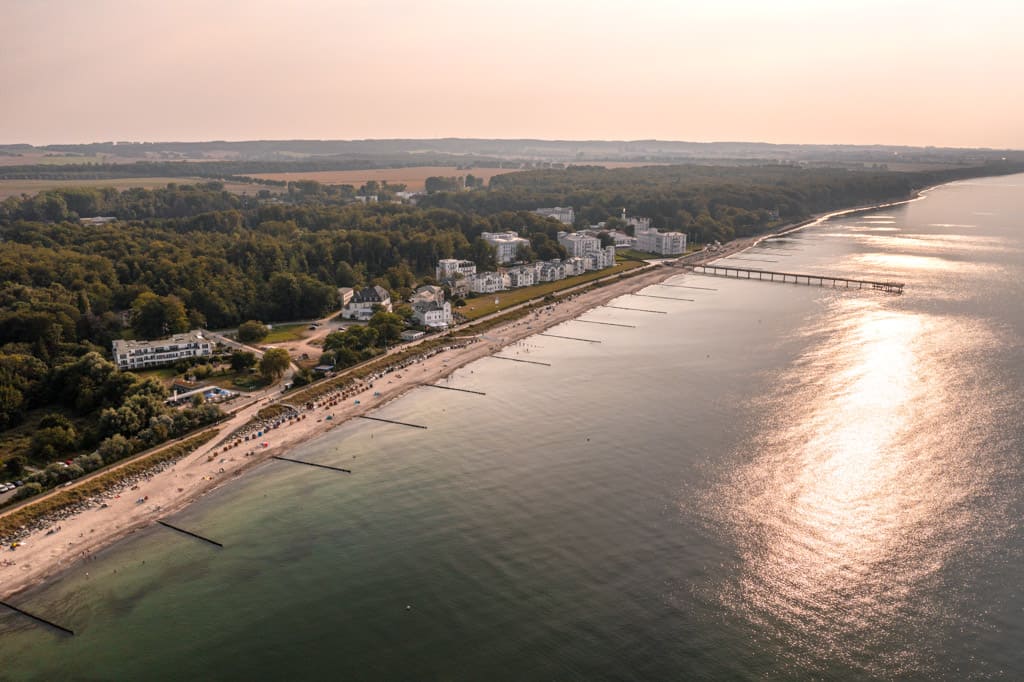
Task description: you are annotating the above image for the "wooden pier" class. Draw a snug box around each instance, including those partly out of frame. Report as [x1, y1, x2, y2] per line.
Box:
[687, 264, 904, 294]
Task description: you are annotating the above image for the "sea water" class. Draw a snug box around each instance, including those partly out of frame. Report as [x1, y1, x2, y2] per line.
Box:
[1, 175, 1023, 679]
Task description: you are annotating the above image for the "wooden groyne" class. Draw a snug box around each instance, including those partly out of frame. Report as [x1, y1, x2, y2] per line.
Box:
[490, 356, 552, 367]
[156, 521, 224, 548]
[272, 455, 352, 474]
[601, 305, 668, 314]
[633, 294, 695, 302]
[539, 333, 601, 343]
[424, 384, 487, 396]
[657, 283, 717, 291]
[357, 415, 428, 429]
[0, 600, 75, 636]
[687, 264, 904, 294]
[575, 319, 636, 328]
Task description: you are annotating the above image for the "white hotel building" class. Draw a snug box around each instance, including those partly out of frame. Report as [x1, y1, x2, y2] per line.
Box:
[435, 259, 478, 280]
[634, 225, 687, 255]
[533, 206, 576, 225]
[112, 330, 213, 370]
[480, 231, 530, 264]
[557, 231, 602, 258]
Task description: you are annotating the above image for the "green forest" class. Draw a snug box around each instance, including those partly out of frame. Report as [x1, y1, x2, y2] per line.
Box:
[2, 161, 1020, 495]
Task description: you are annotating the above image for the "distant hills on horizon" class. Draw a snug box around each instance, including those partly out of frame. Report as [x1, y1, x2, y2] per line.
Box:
[2, 139, 1022, 185]
[2, 138, 1021, 163]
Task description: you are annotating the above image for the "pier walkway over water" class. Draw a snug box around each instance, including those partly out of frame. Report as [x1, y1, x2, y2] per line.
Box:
[681, 263, 904, 294]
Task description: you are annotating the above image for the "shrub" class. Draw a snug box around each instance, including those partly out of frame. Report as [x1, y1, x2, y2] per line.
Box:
[238, 320, 269, 342]
[13, 482, 43, 501]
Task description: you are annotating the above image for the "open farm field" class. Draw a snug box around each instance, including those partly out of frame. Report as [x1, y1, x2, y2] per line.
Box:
[249, 166, 524, 190]
[565, 161, 672, 168]
[0, 177, 265, 199]
[0, 152, 149, 166]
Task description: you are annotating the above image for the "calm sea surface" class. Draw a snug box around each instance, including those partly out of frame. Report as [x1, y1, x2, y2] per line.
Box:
[2, 175, 1023, 680]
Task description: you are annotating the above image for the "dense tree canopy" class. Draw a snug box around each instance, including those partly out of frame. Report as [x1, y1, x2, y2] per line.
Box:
[237, 320, 269, 342]
[260, 348, 291, 380]
[2, 162, 1017, 485]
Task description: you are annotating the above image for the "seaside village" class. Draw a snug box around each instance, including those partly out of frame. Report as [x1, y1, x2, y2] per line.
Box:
[437, 207, 685, 298]
[103, 210, 687, 403]
[1, 207, 695, 566]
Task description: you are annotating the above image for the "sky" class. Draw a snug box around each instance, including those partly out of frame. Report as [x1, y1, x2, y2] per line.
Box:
[3, 0, 1023, 148]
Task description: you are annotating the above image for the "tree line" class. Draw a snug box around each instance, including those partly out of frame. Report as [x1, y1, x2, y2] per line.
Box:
[4, 162, 1021, 487]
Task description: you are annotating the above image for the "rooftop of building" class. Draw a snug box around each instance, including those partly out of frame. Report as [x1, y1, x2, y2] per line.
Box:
[351, 285, 391, 303]
[112, 330, 208, 352]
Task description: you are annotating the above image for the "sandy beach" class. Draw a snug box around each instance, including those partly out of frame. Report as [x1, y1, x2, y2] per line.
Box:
[0, 191, 929, 600]
[0, 257, 706, 599]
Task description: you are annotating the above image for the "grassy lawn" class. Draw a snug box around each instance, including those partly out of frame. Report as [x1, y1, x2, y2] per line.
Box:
[618, 248, 662, 260]
[132, 366, 179, 386]
[205, 372, 269, 392]
[263, 323, 310, 344]
[457, 261, 645, 321]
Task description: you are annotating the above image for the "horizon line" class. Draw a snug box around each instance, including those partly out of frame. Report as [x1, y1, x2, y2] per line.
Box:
[2, 137, 1021, 153]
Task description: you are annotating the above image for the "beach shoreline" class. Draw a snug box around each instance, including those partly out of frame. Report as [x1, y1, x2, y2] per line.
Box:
[0, 262, 690, 599]
[0, 193, 920, 600]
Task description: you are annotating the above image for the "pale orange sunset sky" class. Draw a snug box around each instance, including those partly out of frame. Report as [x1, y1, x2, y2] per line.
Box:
[3, 0, 1022, 148]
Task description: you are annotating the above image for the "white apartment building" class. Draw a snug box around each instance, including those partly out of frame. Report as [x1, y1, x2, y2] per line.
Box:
[467, 271, 510, 294]
[507, 266, 536, 288]
[533, 206, 575, 225]
[410, 284, 445, 306]
[435, 259, 477, 281]
[580, 226, 635, 249]
[536, 261, 567, 282]
[626, 215, 651, 232]
[562, 258, 585, 277]
[410, 285, 452, 329]
[557, 231, 602, 257]
[480, 232, 530, 264]
[412, 300, 453, 329]
[634, 226, 686, 255]
[592, 245, 617, 269]
[606, 230, 635, 249]
[112, 330, 213, 370]
[342, 285, 393, 321]
[338, 287, 354, 307]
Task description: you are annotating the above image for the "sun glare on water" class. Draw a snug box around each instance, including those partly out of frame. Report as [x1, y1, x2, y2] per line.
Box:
[706, 296, 1003, 675]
